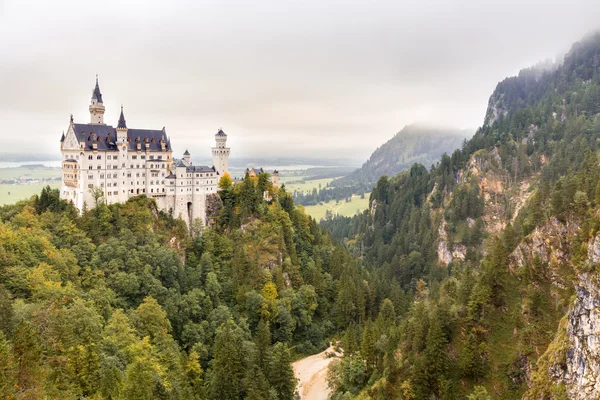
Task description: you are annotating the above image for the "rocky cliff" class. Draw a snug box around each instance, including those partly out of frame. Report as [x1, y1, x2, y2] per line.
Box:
[526, 225, 600, 399]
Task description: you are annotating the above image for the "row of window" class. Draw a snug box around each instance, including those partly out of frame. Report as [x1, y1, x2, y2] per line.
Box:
[65, 153, 169, 161]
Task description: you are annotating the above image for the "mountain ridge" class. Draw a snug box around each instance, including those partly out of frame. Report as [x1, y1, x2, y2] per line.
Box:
[330, 123, 471, 189]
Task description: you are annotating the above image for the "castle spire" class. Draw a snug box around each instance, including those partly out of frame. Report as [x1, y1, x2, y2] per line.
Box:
[89, 75, 106, 124]
[117, 105, 127, 129]
[92, 74, 103, 103]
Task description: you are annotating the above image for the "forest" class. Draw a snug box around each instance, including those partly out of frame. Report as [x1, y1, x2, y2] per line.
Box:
[0, 169, 405, 399]
[320, 32, 600, 399]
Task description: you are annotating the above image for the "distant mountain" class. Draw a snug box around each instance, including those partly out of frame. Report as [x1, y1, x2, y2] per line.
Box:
[330, 124, 471, 188]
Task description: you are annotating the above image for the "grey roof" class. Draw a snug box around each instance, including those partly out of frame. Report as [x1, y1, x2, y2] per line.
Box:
[186, 165, 216, 173]
[175, 159, 186, 167]
[92, 78, 103, 103]
[166, 172, 176, 179]
[60, 132, 65, 142]
[183, 149, 190, 156]
[72, 123, 171, 152]
[216, 129, 227, 137]
[117, 106, 127, 129]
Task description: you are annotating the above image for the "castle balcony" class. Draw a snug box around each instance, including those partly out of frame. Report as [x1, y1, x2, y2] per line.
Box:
[62, 160, 79, 187]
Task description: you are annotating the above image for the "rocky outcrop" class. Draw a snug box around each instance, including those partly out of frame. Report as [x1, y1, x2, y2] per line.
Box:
[526, 224, 600, 399]
[588, 232, 600, 264]
[509, 217, 578, 288]
[437, 221, 466, 265]
[552, 274, 600, 399]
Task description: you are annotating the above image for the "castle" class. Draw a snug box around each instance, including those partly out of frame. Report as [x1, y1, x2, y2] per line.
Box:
[60, 77, 229, 226]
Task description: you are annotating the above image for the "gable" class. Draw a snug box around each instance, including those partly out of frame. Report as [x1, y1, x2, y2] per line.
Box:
[62, 125, 80, 150]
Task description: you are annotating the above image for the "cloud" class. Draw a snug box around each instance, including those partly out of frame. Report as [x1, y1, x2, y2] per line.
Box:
[1, 0, 599, 160]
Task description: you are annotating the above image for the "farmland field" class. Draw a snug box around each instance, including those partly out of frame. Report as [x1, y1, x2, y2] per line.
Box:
[0, 167, 61, 180]
[281, 177, 335, 194]
[0, 183, 60, 205]
[303, 193, 370, 221]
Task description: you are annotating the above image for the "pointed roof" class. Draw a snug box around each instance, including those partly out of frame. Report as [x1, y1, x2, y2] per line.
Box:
[117, 105, 127, 129]
[92, 75, 103, 103]
[216, 128, 227, 137]
[183, 149, 190, 156]
[60, 131, 65, 142]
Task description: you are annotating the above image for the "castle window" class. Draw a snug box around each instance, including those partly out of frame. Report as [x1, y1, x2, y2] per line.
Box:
[88, 155, 93, 160]
[100, 173, 104, 178]
[149, 155, 154, 160]
[113, 173, 117, 178]
[97, 166, 101, 169]
[132, 155, 137, 159]
[141, 155, 145, 159]
[88, 175, 93, 179]
[88, 165, 92, 170]
[158, 156, 162, 160]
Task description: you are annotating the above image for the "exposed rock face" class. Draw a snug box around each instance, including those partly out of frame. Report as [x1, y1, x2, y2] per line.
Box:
[510, 217, 569, 268]
[588, 233, 600, 264]
[509, 217, 577, 288]
[555, 274, 600, 399]
[526, 224, 600, 399]
[437, 239, 453, 265]
[436, 221, 466, 265]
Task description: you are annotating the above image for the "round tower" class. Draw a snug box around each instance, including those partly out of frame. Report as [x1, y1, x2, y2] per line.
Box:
[89, 75, 105, 125]
[212, 128, 230, 176]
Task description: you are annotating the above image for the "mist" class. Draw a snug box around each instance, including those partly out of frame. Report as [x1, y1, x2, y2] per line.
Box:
[1, 0, 599, 161]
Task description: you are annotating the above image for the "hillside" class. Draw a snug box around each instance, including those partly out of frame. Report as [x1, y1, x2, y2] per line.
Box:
[321, 32, 600, 399]
[0, 176, 386, 399]
[330, 124, 470, 189]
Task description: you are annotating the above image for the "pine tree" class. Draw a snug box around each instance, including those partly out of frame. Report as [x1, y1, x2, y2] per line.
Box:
[416, 311, 448, 396]
[360, 321, 377, 376]
[267, 342, 296, 400]
[209, 321, 244, 400]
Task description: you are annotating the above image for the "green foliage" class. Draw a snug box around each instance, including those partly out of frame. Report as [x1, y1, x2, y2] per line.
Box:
[0, 160, 375, 398]
[323, 31, 600, 400]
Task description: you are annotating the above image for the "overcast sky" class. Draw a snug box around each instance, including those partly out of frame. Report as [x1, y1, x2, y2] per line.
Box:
[1, 0, 599, 161]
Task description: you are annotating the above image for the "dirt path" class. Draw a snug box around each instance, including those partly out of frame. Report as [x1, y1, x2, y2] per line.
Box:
[292, 345, 341, 400]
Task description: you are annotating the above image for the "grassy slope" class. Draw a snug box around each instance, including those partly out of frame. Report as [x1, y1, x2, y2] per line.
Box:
[0, 183, 60, 205]
[303, 194, 370, 221]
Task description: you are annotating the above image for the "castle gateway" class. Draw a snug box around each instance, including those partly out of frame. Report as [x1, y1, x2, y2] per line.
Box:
[60, 78, 230, 226]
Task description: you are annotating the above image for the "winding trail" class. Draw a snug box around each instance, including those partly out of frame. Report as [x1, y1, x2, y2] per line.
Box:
[292, 345, 341, 400]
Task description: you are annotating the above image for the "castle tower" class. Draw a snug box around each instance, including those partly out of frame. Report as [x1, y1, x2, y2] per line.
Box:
[212, 129, 230, 176]
[183, 149, 191, 165]
[116, 105, 128, 143]
[89, 75, 105, 125]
